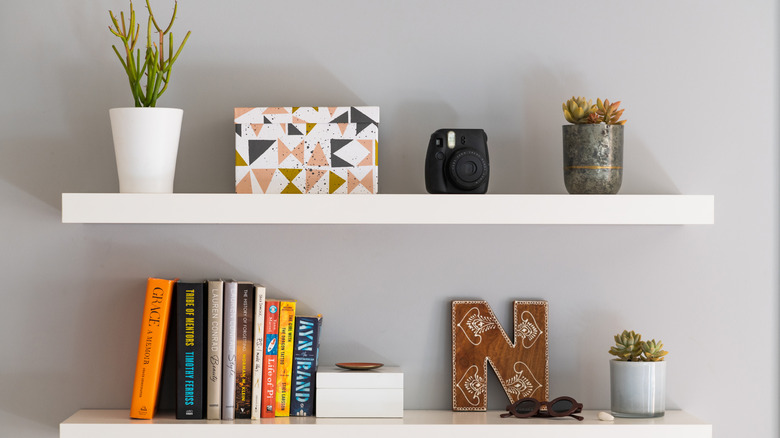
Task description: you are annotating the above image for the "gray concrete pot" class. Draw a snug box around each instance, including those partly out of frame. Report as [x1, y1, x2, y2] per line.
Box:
[562, 124, 623, 194]
[609, 360, 666, 418]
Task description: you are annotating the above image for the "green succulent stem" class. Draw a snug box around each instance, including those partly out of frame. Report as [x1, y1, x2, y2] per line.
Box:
[108, 0, 190, 107]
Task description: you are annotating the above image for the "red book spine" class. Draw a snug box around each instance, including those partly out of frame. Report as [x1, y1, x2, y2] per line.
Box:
[261, 300, 280, 418]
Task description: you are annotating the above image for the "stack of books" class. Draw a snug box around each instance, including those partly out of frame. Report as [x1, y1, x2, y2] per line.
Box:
[129, 278, 323, 420]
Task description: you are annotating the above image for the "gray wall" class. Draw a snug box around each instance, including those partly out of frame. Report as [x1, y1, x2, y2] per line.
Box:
[0, 1, 777, 437]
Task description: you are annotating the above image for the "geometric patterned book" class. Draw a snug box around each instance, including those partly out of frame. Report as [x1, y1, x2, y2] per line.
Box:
[235, 107, 379, 194]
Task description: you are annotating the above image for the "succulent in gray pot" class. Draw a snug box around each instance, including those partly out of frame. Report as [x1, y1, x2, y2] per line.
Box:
[562, 97, 626, 194]
[608, 330, 668, 418]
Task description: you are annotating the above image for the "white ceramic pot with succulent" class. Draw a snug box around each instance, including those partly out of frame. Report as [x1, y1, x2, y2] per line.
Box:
[561, 97, 627, 194]
[108, 0, 190, 193]
[608, 330, 668, 418]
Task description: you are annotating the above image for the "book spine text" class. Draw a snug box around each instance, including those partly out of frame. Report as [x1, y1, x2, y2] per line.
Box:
[275, 300, 297, 416]
[130, 278, 176, 420]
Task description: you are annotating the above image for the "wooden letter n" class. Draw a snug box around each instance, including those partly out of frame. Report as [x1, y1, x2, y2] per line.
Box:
[451, 300, 549, 411]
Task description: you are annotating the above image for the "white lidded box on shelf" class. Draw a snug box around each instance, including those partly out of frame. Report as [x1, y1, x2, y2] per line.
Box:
[234, 107, 379, 194]
[316, 366, 403, 417]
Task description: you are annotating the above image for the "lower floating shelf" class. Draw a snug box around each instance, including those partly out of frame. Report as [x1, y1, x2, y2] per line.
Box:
[61, 193, 715, 225]
[60, 409, 712, 438]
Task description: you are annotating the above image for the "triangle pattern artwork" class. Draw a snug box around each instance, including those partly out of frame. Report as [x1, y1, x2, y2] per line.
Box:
[249, 140, 275, 165]
[234, 107, 379, 194]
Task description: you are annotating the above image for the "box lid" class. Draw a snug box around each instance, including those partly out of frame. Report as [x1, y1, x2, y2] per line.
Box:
[234, 107, 379, 124]
[316, 366, 403, 389]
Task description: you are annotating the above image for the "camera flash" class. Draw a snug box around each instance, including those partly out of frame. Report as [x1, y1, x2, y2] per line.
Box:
[447, 131, 456, 149]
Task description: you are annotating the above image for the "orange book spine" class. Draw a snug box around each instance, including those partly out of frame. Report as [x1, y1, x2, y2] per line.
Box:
[130, 278, 177, 419]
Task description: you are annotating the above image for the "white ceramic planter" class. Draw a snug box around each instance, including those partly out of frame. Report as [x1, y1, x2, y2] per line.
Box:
[110, 107, 183, 193]
[609, 359, 666, 418]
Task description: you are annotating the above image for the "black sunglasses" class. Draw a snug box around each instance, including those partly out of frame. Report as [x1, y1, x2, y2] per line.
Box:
[501, 396, 584, 421]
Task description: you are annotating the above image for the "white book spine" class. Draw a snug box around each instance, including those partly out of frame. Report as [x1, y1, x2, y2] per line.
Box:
[250, 285, 267, 419]
[221, 281, 238, 420]
[206, 280, 224, 420]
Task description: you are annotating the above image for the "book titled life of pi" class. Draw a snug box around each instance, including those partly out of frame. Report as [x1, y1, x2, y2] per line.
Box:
[130, 278, 177, 420]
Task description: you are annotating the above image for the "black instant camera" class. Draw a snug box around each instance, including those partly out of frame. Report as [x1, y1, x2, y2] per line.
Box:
[425, 129, 489, 194]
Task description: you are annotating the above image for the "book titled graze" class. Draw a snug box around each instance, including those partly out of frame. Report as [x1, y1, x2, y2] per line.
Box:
[206, 280, 224, 420]
[221, 281, 238, 420]
[234, 282, 254, 418]
[176, 282, 206, 419]
[261, 300, 280, 418]
[250, 285, 267, 420]
[290, 315, 322, 417]
[130, 278, 177, 420]
[275, 300, 296, 416]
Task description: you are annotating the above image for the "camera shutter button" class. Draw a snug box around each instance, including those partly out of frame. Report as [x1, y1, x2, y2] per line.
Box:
[435, 151, 445, 160]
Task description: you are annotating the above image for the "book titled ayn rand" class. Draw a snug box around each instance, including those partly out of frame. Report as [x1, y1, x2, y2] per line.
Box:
[130, 278, 177, 420]
[221, 281, 238, 420]
[206, 280, 224, 420]
[261, 300, 280, 418]
[235, 281, 255, 419]
[176, 282, 205, 419]
[250, 285, 267, 420]
[275, 300, 296, 416]
[290, 315, 322, 417]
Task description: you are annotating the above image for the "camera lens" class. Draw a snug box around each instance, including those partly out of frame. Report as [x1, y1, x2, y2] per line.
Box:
[447, 148, 488, 191]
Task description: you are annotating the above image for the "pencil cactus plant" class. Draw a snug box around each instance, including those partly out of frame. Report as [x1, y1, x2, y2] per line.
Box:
[609, 330, 668, 362]
[109, 0, 191, 107]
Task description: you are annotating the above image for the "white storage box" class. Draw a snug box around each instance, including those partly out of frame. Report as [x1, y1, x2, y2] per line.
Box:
[316, 366, 403, 417]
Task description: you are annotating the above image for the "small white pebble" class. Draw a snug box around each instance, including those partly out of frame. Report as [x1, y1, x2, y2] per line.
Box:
[598, 411, 615, 421]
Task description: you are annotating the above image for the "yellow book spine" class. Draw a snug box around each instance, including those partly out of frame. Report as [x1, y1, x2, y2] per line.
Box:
[275, 300, 296, 416]
[130, 278, 177, 419]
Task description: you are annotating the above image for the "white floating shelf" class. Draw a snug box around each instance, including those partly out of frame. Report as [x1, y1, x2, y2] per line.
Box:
[61, 193, 714, 225]
[60, 409, 711, 438]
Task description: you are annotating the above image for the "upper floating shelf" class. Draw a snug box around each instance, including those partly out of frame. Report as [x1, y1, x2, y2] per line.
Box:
[61, 193, 714, 225]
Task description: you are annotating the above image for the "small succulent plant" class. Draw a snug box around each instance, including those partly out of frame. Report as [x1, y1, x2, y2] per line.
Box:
[595, 98, 627, 125]
[109, 1, 191, 107]
[562, 96, 597, 124]
[640, 339, 668, 362]
[563, 96, 627, 125]
[609, 330, 668, 362]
